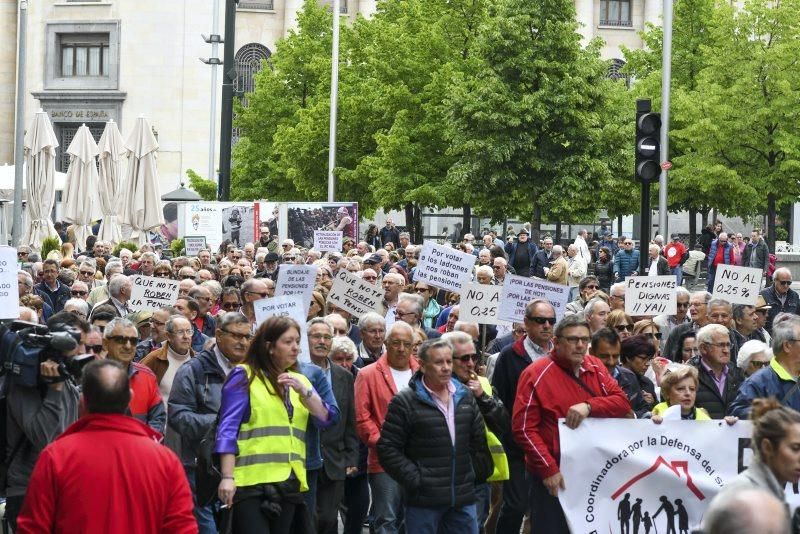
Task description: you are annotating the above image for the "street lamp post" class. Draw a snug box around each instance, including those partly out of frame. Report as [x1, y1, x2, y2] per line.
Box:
[12, 0, 28, 247]
[327, 0, 341, 203]
[658, 0, 673, 238]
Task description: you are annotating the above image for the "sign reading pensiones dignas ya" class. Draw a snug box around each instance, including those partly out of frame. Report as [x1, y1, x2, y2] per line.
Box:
[558, 419, 752, 534]
[625, 275, 677, 316]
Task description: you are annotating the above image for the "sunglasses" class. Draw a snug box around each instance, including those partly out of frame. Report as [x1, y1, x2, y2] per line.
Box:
[614, 324, 634, 332]
[221, 302, 241, 311]
[155, 271, 172, 277]
[108, 336, 138, 346]
[778, 280, 792, 286]
[245, 291, 268, 298]
[647, 332, 663, 340]
[526, 316, 556, 325]
[71, 291, 87, 297]
[584, 285, 600, 290]
[455, 353, 480, 363]
[677, 302, 690, 309]
[180, 275, 196, 280]
[750, 360, 770, 369]
[87, 344, 103, 354]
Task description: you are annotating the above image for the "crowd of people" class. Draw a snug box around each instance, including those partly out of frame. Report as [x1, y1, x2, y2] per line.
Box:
[3, 220, 797, 534]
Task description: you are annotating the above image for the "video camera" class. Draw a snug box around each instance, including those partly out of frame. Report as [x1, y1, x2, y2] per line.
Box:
[0, 321, 92, 388]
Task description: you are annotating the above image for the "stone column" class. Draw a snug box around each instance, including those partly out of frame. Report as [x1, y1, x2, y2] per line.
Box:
[575, 0, 595, 46]
[643, 0, 661, 26]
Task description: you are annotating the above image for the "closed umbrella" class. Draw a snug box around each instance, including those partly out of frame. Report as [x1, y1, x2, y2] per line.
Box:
[62, 124, 102, 252]
[121, 116, 163, 245]
[23, 109, 60, 251]
[97, 120, 125, 245]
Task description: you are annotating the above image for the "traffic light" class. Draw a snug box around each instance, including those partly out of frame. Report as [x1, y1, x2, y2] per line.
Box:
[635, 99, 661, 182]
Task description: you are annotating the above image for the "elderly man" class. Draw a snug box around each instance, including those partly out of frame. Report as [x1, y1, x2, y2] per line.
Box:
[613, 238, 640, 282]
[646, 243, 670, 276]
[238, 278, 270, 330]
[378, 338, 492, 534]
[760, 267, 799, 333]
[689, 323, 744, 419]
[381, 273, 405, 322]
[87, 260, 123, 306]
[573, 229, 591, 263]
[174, 297, 211, 352]
[90, 274, 132, 321]
[102, 318, 165, 433]
[63, 298, 89, 320]
[355, 321, 421, 534]
[544, 245, 568, 285]
[69, 280, 90, 303]
[743, 228, 769, 273]
[530, 237, 553, 279]
[608, 282, 626, 312]
[35, 259, 71, 313]
[663, 291, 712, 361]
[356, 312, 386, 367]
[491, 257, 508, 285]
[188, 286, 217, 337]
[75, 260, 97, 289]
[654, 287, 691, 340]
[707, 232, 735, 292]
[140, 315, 195, 404]
[491, 300, 555, 533]
[396, 293, 441, 339]
[135, 307, 174, 362]
[138, 251, 158, 277]
[566, 244, 587, 301]
[664, 234, 687, 285]
[505, 228, 538, 278]
[732, 303, 764, 347]
[513, 315, 630, 533]
[379, 219, 400, 248]
[584, 297, 610, 334]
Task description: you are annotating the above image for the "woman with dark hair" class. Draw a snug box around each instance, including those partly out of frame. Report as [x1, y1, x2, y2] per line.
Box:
[215, 316, 333, 533]
[365, 224, 381, 250]
[621, 335, 658, 409]
[595, 247, 614, 293]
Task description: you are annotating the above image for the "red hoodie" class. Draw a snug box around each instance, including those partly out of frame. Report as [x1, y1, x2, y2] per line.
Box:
[17, 413, 197, 534]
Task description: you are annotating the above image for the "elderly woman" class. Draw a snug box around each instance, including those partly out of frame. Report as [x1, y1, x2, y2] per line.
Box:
[412, 281, 441, 329]
[634, 319, 662, 354]
[621, 335, 658, 409]
[329, 335, 359, 373]
[652, 366, 738, 424]
[564, 276, 601, 317]
[607, 310, 635, 341]
[737, 339, 773, 377]
[475, 265, 493, 285]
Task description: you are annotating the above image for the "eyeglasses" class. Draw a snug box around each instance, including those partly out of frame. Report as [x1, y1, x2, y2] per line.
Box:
[79, 270, 95, 276]
[703, 341, 731, 350]
[284, 257, 296, 261]
[245, 291, 269, 298]
[560, 336, 591, 345]
[108, 336, 138, 346]
[584, 285, 600, 290]
[171, 329, 193, 337]
[150, 319, 166, 327]
[87, 344, 103, 354]
[180, 275, 196, 280]
[71, 290, 87, 297]
[221, 302, 241, 311]
[677, 302, 690, 309]
[778, 280, 792, 286]
[614, 324, 634, 332]
[414, 287, 430, 293]
[526, 316, 556, 325]
[155, 271, 172, 277]
[513, 328, 526, 336]
[219, 328, 253, 342]
[455, 353, 480, 363]
[17, 251, 28, 257]
[310, 333, 333, 341]
[396, 311, 418, 319]
[362, 276, 377, 281]
[647, 332, 663, 340]
[750, 360, 770, 369]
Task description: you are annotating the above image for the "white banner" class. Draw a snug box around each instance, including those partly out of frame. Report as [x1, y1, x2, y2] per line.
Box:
[275, 265, 317, 314]
[459, 283, 507, 325]
[128, 275, 179, 312]
[253, 295, 310, 363]
[625, 275, 677, 316]
[184, 236, 207, 257]
[313, 230, 343, 253]
[498, 274, 570, 323]
[327, 270, 386, 319]
[0, 247, 19, 319]
[711, 264, 762, 306]
[559, 419, 751, 533]
[415, 241, 476, 292]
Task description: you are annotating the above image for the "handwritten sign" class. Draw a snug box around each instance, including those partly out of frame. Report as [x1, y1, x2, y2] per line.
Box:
[275, 265, 317, 313]
[184, 236, 207, 257]
[327, 270, 386, 319]
[314, 231, 343, 253]
[415, 241, 476, 292]
[625, 275, 677, 316]
[253, 295, 309, 363]
[498, 274, 570, 323]
[0, 247, 20, 319]
[128, 275, 179, 312]
[711, 264, 762, 306]
[459, 283, 507, 325]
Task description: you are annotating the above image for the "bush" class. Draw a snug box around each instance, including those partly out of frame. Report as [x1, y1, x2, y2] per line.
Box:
[41, 236, 61, 259]
[170, 238, 185, 257]
[112, 241, 139, 256]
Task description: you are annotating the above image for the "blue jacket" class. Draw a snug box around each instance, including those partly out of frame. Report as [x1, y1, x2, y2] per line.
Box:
[613, 249, 640, 281]
[707, 239, 735, 270]
[596, 239, 619, 258]
[728, 359, 800, 418]
[299, 361, 341, 470]
[504, 240, 538, 276]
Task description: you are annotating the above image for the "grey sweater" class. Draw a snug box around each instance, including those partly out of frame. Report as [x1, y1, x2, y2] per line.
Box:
[5, 380, 80, 497]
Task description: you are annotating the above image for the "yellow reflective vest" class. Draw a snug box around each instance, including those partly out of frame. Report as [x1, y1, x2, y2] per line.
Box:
[478, 376, 510, 482]
[234, 364, 312, 490]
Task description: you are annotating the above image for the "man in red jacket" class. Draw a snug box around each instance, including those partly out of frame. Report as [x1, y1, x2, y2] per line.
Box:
[16, 359, 197, 534]
[512, 314, 630, 534]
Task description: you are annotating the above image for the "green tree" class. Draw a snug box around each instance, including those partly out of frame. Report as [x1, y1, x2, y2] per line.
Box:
[185, 169, 217, 201]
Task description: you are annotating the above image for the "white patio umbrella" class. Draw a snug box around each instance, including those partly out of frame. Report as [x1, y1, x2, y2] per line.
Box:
[96, 120, 125, 245]
[23, 109, 60, 250]
[121, 116, 163, 245]
[62, 124, 102, 252]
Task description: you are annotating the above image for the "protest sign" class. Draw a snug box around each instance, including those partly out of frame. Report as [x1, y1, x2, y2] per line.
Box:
[459, 283, 507, 325]
[498, 274, 570, 323]
[275, 265, 317, 313]
[313, 230, 343, 253]
[0, 247, 19, 319]
[128, 275, 179, 312]
[559, 419, 751, 533]
[327, 270, 386, 319]
[625, 275, 677, 316]
[184, 236, 207, 257]
[253, 295, 309, 363]
[711, 264, 762, 305]
[415, 241, 476, 292]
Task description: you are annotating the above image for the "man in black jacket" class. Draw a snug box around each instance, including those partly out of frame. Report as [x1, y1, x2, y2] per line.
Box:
[378, 338, 493, 533]
[760, 268, 799, 333]
[590, 328, 650, 418]
[691, 323, 744, 419]
[530, 236, 553, 279]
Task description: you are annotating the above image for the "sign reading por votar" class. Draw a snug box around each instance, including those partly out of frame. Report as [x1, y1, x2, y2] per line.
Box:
[0, 247, 19, 319]
[253, 295, 310, 363]
[498, 274, 570, 323]
[275, 265, 317, 314]
[459, 283, 506, 325]
[128, 275, 179, 312]
[625, 275, 677, 316]
[313, 230, 343, 253]
[559, 419, 751, 534]
[327, 270, 386, 319]
[415, 241, 476, 292]
[711, 264, 762, 306]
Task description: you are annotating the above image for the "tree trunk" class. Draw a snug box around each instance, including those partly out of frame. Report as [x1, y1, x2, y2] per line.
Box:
[700, 207, 710, 229]
[767, 193, 777, 251]
[531, 205, 542, 243]
[554, 221, 562, 246]
[462, 204, 471, 239]
[413, 203, 422, 244]
[688, 208, 697, 248]
[404, 202, 415, 242]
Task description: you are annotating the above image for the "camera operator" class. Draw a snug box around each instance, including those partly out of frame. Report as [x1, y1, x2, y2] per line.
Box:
[3, 312, 87, 528]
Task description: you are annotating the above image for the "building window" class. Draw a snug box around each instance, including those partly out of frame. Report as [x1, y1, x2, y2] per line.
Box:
[233, 44, 271, 143]
[59, 34, 110, 77]
[56, 123, 106, 172]
[341, 0, 348, 13]
[238, 0, 275, 9]
[600, 0, 632, 26]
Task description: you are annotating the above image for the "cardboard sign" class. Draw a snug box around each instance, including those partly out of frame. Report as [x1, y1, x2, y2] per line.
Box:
[498, 274, 570, 323]
[459, 283, 507, 325]
[253, 295, 310, 363]
[184, 236, 207, 257]
[327, 270, 386, 319]
[314, 230, 343, 253]
[625, 275, 677, 316]
[711, 264, 762, 305]
[275, 265, 317, 313]
[415, 241, 476, 292]
[0, 247, 20, 319]
[128, 275, 179, 312]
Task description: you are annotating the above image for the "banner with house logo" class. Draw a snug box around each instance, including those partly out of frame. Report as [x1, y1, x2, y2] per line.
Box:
[558, 419, 752, 533]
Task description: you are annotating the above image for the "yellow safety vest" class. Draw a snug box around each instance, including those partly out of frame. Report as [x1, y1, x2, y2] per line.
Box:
[478, 376, 510, 482]
[234, 364, 311, 490]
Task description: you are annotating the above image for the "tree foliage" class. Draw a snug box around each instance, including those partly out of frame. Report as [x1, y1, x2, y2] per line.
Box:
[186, 169, 218, 201]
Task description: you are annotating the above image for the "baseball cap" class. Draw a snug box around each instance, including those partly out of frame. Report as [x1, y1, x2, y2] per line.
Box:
[671, 234, 680, 240]
[264, 252, 280, 262]
[364, 253, 383, 265]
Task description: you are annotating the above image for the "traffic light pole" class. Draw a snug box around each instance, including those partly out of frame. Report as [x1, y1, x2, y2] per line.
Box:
[640, 179, 651, 274]
[217, 0, 236, 201]
[658, 0, 673, 238]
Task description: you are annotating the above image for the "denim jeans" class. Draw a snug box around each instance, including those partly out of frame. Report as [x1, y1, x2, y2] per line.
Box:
[405, 503, 478, 534]
[184, 466, 218, 534]
[474, 483, 490, 534]
[671, 265, 683, 286]
[369, 472, 405, 534]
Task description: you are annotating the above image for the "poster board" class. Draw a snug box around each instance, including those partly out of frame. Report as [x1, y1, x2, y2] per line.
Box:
[498, 274, 570, 323]
[327, 270, 386, 319]
[625, 275, 677, 316]
[128, 275, 179, 312]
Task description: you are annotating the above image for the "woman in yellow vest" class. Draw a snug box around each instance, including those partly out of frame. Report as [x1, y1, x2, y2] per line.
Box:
[215, 316, 332, 533]
[651, 366, 737, 425]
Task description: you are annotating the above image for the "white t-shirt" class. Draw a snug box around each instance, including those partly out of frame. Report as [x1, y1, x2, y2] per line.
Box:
[160, 346, 192, 406]
[390, 367, 413, 392]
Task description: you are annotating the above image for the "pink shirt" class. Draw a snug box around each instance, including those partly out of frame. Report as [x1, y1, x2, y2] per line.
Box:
[422, 378, 457, 446]
[701, 358, 729, 396]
